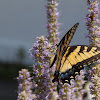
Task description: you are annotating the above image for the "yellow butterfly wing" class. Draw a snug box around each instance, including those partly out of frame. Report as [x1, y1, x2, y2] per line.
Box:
[50, 23, 79, 69]
[60, 45, 100, 84]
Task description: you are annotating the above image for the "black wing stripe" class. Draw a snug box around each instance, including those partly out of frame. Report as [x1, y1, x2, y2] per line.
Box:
[87, 47, 99, 55]
[89, 52, 96, 56]
[63, 46, 90, 66]
[82, 52, 91, 58]
[80, 52, 90, 59]
[55, 23, 79, 71]
[74, 54, 83, 62]
[79, 46, 85, 53]
[50, 54, 57, 68]
[61, 46, 100, 73]
[66, 59, 72, 67]
[60, 59, 72, 73]
[87, 46, 92, 52]
[76, 51, 92, 62]
[89, 49, 99, 55]
[75, 51, 99, 66]
[67, 56, 76, 65]
[62, 52, 78, 69]
[57, 23, 79, 48]
[97, 50, 100, 54]
[49, 23, 79, 68]
[73, 53, 100, 68]
[61, 56, 72, 69]
[65, 46, 77, 58]
[71, 52, 80, 63]
[84, 50, 96, 56]
[64, 55, 72, 66]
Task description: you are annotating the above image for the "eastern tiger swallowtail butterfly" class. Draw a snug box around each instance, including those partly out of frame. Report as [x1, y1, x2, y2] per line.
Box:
[50, 23, 100, 84]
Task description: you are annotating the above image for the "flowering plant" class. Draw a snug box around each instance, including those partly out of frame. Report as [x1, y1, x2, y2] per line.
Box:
[17, 0, 100, 100]
[85, 0, 100, 99]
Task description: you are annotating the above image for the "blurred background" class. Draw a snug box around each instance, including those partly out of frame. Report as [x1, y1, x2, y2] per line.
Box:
[0, 0, 99, 99]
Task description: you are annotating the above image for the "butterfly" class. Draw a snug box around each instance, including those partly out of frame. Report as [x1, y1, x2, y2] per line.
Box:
[50, 23, 100, 84]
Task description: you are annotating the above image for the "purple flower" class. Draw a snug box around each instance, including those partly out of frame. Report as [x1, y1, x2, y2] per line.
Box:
[85, 0, 100, 46]
[34, 43, 39, 47]
[42, 50, 49, 56]
[85, 1, 100, 99]
[46, 0, 60, 45]
[17, 69, 35, 100]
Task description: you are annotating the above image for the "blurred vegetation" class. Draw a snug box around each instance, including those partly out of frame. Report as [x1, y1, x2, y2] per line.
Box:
[0, 47, 33, 100]
[16, 47, 26, 64]
[0, 61, 33, 81]
[0, 46, 33, 81]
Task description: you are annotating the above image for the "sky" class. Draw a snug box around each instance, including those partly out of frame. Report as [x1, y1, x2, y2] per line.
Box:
[0, 0, 100, 63]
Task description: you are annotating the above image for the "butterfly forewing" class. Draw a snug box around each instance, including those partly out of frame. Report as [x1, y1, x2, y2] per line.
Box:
[50, 23, 79, 68]
[57, 23, 79, 49]
[59, 45, 100, 84]
[60, 45, 100, 73]
[55, 23, 79, 71]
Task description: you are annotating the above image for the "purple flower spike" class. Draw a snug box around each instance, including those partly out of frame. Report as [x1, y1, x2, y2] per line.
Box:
[17, 69, 36, 100]
[46, 0, 61, 45]
[85, 0, 100, 99]
[85, 0, 100, 46]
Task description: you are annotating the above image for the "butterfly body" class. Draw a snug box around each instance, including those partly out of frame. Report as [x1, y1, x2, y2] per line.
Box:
[50, 23, 100, 84]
